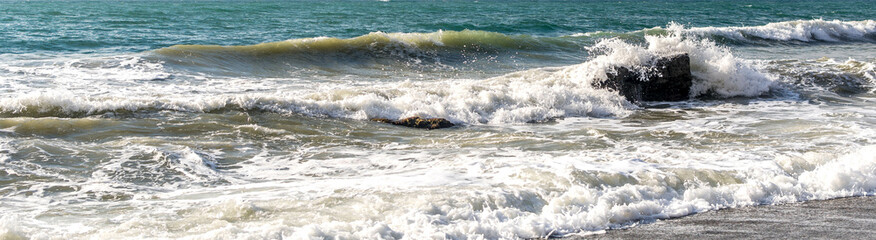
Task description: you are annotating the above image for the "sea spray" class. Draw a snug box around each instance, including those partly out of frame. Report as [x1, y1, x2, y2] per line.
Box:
[0, 25, 778, 123]
[559, 23, 775, 98]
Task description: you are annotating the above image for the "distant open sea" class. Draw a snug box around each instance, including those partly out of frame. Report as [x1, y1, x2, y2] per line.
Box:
[1, 0, 875, 239]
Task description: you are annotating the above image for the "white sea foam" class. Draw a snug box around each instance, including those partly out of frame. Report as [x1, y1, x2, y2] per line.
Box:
[3, 20, 875, 240]
[18, 144, 872, 239]
[761, 57, 876, 94]
[4, 98, 876, 239]
[686, 19, 876, 43]
[567, 20, 876, 45]
[825, 58, 876, 84]
[0, 55, 169, 83]
[0, 215, 26, 240]
[566, 23, 774, 97]
[0, 27, 777, 124]
[0, 137, 13, 163]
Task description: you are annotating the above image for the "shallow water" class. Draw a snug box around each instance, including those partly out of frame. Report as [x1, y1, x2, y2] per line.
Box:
[1, 0, 876, 239]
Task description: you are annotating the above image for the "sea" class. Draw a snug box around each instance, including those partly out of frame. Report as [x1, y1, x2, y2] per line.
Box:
[1, 0, 875, 239]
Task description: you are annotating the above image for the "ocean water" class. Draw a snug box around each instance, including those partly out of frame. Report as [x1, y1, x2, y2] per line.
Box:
[1, 0, 875, 239]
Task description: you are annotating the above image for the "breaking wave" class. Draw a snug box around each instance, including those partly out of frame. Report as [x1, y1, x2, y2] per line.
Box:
[1, 25, 776, 122]
[151, 30, 582, 74]
[765, 57, 876, 95]
[145, 20, 876, 76]
[684, 19, 876, 44]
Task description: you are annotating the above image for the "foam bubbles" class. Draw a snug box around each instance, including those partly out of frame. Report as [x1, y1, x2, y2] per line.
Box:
[2, 19, 876, 240]
[0, 215, 26, 240]
[0, 24, 781, 123]
[562, 23, 775, 98]
[798, 145, 876, 196]
[686, 19, 876, 42]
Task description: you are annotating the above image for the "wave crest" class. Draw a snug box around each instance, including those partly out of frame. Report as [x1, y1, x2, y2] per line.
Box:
[2, 26, 780, 122]
[685, 19, 876, 43]
[146, 20, 876, 76]
[150, 30, 570, 73]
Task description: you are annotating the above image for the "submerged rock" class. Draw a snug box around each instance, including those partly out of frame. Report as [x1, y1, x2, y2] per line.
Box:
[595, 54, 692, 102]
[371, 117, 455, 129]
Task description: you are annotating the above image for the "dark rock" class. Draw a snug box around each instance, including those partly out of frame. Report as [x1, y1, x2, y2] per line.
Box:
[594, 54, 692, 102]
[371, 117, 455, 129]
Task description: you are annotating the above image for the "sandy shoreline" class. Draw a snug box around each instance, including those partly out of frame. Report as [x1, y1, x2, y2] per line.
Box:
[576, 196, 876, 239]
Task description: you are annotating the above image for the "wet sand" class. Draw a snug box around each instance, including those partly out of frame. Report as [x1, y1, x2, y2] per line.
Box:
[585, 196, 876, 239]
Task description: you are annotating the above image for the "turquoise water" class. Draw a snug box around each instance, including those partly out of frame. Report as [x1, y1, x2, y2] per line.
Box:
[2, 0, 873, 53]
[1, 0, 876, 239]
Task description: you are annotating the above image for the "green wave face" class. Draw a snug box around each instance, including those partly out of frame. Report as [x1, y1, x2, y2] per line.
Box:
[147, 20, 876, 78]
[144, 28, 671, 78]
[148, 30, 593, 77]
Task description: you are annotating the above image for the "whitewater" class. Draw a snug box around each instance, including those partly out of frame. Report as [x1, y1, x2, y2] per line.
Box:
[1, 0, 876, 239]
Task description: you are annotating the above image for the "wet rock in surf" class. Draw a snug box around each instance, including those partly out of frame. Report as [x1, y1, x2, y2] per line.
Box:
[371, 117, 455, 129]
[595, 54, 692, 102]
